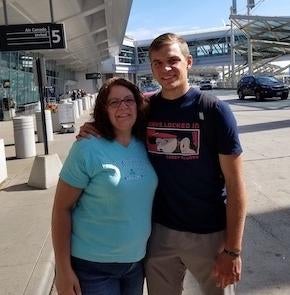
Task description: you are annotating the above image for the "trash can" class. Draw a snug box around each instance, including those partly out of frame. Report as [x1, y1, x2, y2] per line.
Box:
[35, 110, 54, 142]
[13, 116, 36, 158]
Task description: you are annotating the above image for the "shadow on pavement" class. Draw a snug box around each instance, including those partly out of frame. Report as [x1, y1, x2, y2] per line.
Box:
[5, 156, 17, 161]
[238, 119, 290, 133]
[239, 207, 290, 293]
[4, 143, 15, 147]
[226, 98, 290, 111]
[245, 154, 290, 162]
[2, 183, 39, 192]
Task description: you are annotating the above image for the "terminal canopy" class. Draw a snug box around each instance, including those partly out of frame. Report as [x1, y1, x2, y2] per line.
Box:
[0, 0, 132, 71]
[230, 14, 290, 59]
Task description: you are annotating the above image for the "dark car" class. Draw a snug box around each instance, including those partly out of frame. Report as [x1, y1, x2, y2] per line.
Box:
[237, 75, 289, 101]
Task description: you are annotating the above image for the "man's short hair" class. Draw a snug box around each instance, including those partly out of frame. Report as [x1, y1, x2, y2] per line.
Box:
[149, 33, 190, 59]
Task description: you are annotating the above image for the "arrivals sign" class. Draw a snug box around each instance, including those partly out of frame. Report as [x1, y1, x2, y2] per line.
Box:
[85, 73, 102, 80]
[0, 23, 66, 51]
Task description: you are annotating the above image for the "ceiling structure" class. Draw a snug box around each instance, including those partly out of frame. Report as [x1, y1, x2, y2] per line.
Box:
[230, 14, 290, 60]
[0, 0, 132, 72]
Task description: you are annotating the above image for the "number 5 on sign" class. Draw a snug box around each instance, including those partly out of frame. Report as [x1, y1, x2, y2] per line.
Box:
[50, 23, 66, 49]
[52, 30, 61, 43]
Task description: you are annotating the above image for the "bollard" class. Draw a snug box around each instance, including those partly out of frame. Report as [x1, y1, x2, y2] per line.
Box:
[82, 96, 89, 111]
[77, 99, 83, 116]
[0, 138, 8, 183]
[35, 101, 41, 112]
[90, 96, 95, 109]
[72, 100, 79, 119]
[35, 110, 54, 142]
[13, 116, 36, 158]
[51, 110, 61, 132]
[86, 96, 91, 109]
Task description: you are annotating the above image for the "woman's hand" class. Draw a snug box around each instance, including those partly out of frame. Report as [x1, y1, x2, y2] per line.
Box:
[55, 267, 82, 295]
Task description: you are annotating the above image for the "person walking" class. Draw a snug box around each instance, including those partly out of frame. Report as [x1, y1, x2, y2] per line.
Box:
[51, 77, 158, 295]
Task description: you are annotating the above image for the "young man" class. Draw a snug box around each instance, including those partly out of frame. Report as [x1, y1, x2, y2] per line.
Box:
[78, 33, 247, 295]
[144, 33, 247, 295]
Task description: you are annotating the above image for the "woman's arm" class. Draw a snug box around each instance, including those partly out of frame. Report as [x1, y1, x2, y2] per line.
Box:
[51, 179, 83, 295]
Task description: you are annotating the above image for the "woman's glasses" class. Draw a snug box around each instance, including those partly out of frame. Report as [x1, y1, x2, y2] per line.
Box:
[107, 97, 136, 109]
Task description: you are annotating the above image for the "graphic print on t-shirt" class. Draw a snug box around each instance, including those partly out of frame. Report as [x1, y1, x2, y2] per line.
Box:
[147, 123, 200, 159]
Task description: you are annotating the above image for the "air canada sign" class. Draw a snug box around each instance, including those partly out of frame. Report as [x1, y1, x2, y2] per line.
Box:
[0, 23, 66, 51]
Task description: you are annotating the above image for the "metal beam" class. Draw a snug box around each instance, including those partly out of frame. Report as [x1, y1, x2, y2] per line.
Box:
[67, 26, 106, 42]
[56, 4, 105, 22]
[2, 0, 8, 24]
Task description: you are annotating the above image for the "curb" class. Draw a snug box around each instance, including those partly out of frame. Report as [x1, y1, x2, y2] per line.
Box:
[23, 231, 55, 295]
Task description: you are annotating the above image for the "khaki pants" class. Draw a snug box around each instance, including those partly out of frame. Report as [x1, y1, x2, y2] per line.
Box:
[145, 223, 235, 295]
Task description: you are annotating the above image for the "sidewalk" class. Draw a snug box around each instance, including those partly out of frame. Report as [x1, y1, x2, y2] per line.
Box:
[0, 111, 92, 295]
[1, 90, 290, 294]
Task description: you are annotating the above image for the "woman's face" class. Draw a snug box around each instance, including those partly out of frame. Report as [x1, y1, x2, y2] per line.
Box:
[106, 85, 137, 135]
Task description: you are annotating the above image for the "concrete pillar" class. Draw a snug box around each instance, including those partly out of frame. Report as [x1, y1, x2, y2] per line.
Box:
[28, 154, 62, 189]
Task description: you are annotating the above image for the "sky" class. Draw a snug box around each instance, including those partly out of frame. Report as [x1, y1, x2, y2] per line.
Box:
[126, 0, 290, 40]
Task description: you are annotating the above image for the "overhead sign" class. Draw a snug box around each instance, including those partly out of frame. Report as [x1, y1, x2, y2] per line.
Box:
[0, 23, 66, 51]
[85, 73, 102, 80]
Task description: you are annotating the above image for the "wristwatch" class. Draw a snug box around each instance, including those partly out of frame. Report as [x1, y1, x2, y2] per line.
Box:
[223, 248, 241, 258]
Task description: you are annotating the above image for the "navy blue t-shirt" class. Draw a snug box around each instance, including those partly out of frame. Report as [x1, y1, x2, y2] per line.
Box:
[146, 88, 242, 233]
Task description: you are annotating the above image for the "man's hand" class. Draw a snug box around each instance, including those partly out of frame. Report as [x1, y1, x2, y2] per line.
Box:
[212, 250, 242, 289]
[76, 122, 100, 140]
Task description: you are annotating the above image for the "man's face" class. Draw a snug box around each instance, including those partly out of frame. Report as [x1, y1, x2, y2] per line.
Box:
[150, 42, 192, 94]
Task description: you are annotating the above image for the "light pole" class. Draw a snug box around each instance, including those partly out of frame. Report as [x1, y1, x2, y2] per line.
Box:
[230, 0, 237, 87]
[247, 0, 255, 75]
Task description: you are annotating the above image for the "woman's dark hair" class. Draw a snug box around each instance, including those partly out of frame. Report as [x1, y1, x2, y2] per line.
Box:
[93, 77, 146, 141]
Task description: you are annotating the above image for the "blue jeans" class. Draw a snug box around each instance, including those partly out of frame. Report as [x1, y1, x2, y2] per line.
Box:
[71, 256, 144, 295]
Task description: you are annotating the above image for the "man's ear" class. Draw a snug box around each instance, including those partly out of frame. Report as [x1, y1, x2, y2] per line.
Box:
[187, 55, 193, 69]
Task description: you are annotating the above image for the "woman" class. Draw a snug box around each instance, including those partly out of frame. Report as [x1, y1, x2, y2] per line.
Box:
[51, 77, 158, 295]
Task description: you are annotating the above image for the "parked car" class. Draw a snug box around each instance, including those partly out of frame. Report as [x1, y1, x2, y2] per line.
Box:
[237, 75, 289, 101]
[199, 80, 212, 90]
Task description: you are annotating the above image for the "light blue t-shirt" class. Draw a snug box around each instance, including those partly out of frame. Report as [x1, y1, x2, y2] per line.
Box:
[60, 136, 158, 263]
